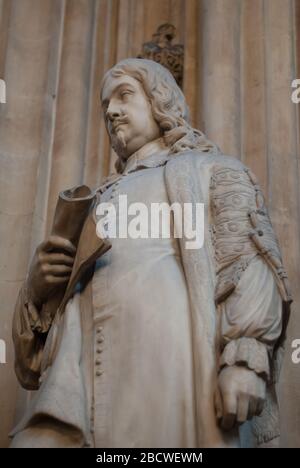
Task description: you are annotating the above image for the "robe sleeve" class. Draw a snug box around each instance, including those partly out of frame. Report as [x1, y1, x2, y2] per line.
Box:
[12, 284, 53, 390]
[12, 185, 98, 390]
[210, 162, 292, 383]
[219, 255, 282, 382]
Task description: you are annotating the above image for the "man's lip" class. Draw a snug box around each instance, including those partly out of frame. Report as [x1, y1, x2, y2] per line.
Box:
[113, 122, 126, 131]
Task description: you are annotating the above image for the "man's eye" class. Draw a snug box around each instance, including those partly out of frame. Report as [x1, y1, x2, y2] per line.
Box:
[120, 91, 131, 98]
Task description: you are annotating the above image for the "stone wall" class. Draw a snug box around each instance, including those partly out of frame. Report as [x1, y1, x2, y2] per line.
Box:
[0, 0, 299, 447]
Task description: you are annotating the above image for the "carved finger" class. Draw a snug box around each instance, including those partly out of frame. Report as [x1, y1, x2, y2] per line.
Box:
[45, 275, 70, 284]
[43, 253, 75, 266]
[44, 265, 73, 276]
[214, 387, 223, 420]
[247, 396, 258, 420]
[221, 393, 237, 430]
[42, 236, 76, 255]
[256, 397, 265, 416]
[221, 412, 236, 431]
[237, 393, 249, 423]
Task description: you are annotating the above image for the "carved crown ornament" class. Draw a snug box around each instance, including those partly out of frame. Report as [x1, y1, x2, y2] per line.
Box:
[137, 23, 184, 88]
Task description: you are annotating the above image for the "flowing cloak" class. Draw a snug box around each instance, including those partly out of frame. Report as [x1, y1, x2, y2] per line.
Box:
[11, 150, 292, 447]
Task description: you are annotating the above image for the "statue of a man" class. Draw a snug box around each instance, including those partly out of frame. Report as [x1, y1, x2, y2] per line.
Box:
[11, 59, 291, 448]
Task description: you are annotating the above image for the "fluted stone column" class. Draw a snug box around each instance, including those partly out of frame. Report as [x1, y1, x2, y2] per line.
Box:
[202, 0, 241, 158]
[265, 0, 300, 449]
[0, 0, 54, 448]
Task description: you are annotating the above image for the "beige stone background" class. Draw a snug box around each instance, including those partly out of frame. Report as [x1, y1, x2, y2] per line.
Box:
[0, 0, 299, 448]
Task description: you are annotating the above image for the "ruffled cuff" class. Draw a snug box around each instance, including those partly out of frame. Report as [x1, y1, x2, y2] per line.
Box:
[220, 337, 270, 382]
[22, 286, 52, 334]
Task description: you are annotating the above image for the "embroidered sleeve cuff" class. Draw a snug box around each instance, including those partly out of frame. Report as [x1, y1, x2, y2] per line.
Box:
[220, 337, 270, 382]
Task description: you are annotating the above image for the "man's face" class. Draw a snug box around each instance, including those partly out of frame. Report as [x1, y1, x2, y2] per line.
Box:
[101, 75, 161, 159]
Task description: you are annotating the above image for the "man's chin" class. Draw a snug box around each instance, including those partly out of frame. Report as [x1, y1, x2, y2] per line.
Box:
[110, 131, 128, 159]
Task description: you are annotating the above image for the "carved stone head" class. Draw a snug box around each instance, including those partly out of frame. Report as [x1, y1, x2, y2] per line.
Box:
[101, 58, 218, 172]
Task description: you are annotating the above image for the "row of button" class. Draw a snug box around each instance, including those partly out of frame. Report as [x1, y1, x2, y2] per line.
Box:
[90, 325, 105, 439]
[95, 326, 104, 377]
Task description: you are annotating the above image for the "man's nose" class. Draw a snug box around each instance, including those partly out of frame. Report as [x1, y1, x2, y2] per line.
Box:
[106, 103, 120, 122]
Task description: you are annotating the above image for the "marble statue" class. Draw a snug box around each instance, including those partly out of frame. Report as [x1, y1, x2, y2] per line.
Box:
[10, 58, 292, 448]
